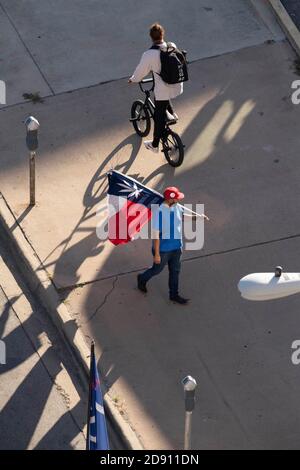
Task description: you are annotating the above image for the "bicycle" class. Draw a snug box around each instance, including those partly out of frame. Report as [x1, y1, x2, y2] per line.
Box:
[130, 78, 185, 167]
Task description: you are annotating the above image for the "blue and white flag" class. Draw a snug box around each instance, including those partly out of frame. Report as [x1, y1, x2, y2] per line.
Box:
[87, 342, 109, 450]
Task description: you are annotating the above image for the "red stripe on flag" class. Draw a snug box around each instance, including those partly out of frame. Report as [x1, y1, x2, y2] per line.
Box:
[108, 200, 151, 245]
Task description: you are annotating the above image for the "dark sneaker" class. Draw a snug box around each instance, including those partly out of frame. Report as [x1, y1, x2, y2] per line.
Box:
[137, 274, 147, 293]
[170, 295, 189, 305]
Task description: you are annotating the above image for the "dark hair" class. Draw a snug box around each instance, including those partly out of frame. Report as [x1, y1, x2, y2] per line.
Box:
[149, 23, 165, 42]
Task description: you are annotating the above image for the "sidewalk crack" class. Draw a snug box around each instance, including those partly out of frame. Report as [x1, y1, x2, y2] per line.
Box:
[87, 276, 119, 322]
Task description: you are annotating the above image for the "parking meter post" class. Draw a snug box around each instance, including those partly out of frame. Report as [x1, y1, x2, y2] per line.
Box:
[24, 116, 39, 207]
[182, 376, 197, 450]
[29, 151, 36, 206]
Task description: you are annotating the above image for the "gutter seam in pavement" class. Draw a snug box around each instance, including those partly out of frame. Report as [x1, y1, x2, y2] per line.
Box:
[0, 192, 48, 288]
[57, 230, 300, 292]
[0, 39, 286, 112]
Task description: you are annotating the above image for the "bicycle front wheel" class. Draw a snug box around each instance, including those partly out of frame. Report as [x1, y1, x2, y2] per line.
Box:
[131, 100, 151, 137]
[161, 130, 184, 167]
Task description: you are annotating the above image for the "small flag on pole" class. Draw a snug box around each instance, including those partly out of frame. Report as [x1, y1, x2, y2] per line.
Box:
[86, 342, 109, 450]
[107, 170, 164, 245]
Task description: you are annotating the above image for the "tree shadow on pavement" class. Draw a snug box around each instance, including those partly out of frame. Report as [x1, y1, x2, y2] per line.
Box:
[0, 284, 85, 449]
[42, 134, 142, 288]
[45, 132, 175, 290]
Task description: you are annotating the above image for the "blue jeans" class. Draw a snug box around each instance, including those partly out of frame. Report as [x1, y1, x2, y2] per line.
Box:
[139, 249, 182, 298]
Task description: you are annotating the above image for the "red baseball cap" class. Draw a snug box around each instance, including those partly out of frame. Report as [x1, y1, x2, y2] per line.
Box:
[163, 186, 184, 200]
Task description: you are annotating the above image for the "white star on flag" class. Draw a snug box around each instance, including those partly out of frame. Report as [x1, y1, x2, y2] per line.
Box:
[118, 180, 143, 199]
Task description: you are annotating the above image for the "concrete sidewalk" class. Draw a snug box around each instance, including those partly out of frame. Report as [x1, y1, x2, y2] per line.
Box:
[65, 237, 300, 449]
[1, 0, 300, 450]
[0, 40, 298, 289]
[0, 0, 283, 105]
[2, 37, 300, 448]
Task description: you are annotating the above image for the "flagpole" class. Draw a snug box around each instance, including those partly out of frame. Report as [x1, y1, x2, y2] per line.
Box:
[86, 340, 95, 451]
[179, 204, 209, 220]
[108, 169, 209, 221]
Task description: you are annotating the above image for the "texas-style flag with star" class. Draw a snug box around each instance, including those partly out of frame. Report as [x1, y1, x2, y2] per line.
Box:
[87, 342, 109, 450]
[107, 170, 164, 245]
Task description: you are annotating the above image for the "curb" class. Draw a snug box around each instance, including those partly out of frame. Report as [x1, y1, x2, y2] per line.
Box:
[268, 0, 300, 56]
[0, 192, 143, 450]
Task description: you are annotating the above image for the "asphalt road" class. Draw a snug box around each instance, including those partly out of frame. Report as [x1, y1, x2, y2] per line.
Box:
[282, 0, 300, 29]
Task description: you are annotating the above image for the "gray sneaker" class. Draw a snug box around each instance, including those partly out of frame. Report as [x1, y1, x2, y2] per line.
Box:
[166, 111, 179, 122]
[144, 141, 159, 153]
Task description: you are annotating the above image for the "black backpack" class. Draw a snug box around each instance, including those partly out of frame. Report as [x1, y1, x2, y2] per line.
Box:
[151, 43, 189, 85]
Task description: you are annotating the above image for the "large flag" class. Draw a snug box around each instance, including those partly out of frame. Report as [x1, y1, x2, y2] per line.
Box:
[86, 342, 109, 450]
[107, 170, 164, 245]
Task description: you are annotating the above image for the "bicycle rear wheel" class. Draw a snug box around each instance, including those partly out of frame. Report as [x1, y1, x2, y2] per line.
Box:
[131, 100, 151, 137]
[161, 130, 184, 167]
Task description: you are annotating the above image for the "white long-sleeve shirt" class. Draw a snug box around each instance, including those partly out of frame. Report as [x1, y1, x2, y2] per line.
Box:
[130, 42, 183, 101]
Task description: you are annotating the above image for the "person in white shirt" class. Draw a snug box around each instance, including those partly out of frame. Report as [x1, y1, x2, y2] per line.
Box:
[129, 23, 183, 153]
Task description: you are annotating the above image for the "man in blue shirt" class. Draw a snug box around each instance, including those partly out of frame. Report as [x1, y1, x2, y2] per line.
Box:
[137, 186, 208, 305]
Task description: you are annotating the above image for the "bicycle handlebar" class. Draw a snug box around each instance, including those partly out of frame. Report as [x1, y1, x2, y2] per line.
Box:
[139, 77, 154, 93]
[141, 78, 153, 83]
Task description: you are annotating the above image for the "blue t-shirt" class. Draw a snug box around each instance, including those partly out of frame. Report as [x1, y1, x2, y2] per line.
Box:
[152, 203, 183, 252]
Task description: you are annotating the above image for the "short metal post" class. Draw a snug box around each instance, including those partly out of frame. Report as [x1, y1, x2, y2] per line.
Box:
[184, 410, 193, 450]
[24, 116, 39, 207]
[182, 376, 197, 450]
[29, 151, 36, 206]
